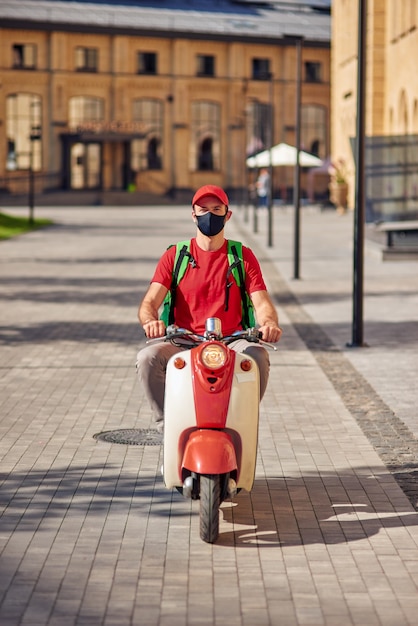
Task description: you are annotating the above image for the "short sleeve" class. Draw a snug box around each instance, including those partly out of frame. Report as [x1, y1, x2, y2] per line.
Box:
[242, 246, 267, 294]
[150, 246, 176, 289]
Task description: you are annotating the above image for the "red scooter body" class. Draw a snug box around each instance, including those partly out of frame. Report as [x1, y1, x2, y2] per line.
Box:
[161, 319, 262, 543]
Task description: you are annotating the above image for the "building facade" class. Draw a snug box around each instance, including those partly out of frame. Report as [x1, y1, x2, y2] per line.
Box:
[331, 0, 418, 218]
[0, 0, 331, 203]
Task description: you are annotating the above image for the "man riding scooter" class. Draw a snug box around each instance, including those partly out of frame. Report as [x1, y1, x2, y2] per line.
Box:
[136, 184, 282, 429]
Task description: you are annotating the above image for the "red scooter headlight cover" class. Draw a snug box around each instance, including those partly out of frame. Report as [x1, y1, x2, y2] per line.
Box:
[191, 341, 235, 428]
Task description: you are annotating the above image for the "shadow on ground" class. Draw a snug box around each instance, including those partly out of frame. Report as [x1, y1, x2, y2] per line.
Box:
[1, 464, 416, 549]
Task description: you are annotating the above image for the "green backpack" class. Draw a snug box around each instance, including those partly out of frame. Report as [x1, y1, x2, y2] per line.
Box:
[160, 239, 256, 329]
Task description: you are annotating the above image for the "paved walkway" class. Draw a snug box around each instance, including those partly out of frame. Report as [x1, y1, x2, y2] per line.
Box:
[0, 203, 417, 626]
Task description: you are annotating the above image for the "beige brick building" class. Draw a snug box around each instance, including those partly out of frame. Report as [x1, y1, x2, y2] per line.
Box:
[0, 0, 330, 204]
[331, 0, 418, 218]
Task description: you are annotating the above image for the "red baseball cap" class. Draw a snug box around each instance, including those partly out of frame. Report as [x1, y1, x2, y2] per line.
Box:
[192, 185, 229, 208]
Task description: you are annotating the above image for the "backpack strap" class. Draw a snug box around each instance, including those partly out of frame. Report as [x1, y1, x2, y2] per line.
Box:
[172, 240, 196, 287]
[224, 241, 242, 313]
[226, 240, 256, 329]
[160, 240, 196, 326]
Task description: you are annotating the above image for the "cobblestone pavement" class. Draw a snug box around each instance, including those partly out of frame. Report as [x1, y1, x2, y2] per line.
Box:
[0, 204, 418, 626]
[234, 205, 418, 509]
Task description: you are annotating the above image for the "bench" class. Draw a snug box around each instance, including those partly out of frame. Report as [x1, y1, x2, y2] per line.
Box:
[375, 220, 418, 248]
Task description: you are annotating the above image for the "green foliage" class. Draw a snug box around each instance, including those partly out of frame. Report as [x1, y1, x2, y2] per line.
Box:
[0, 212, 53, 240]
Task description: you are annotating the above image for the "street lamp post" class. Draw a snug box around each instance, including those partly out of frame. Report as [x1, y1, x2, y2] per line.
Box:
[250, 100, 259, 233]
[253, 190, 258, 233]
[167, 94, 176, 199]
[267, 74, 274, 248]
[350, 0, 367, 347]
[28, 125, 42, 225]
[249, 99, 261, 233]
[292, 36, 303, 279]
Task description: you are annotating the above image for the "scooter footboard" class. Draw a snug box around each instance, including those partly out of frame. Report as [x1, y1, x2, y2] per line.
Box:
[182, 430, 237, 476]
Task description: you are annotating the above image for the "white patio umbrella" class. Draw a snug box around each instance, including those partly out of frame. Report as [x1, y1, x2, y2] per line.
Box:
[246, 142, 323, 168]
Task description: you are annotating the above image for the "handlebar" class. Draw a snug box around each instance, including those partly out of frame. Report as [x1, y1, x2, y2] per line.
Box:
[146, 325, 277, 351]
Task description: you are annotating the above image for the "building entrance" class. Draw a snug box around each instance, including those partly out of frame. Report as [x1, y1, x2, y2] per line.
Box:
[70, 143, 101, 189]
[61, 129, 145, 192]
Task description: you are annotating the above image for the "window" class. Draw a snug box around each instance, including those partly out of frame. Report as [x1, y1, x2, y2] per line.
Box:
[197, 55, 215, 77]
[191, 101, 220, 171]
[305, 62, 322, 83]
[6, 94, 42, 171]
[137, 52, 157, 75]
[132, 99, 163, 170]
[252, 58, 271, 80]
[12, 44, 36, 69]
[246, 101, 272, 155]
[75, 47, 98, 72]
[69, 96, 104, 128]
[301, 105, 327, 158]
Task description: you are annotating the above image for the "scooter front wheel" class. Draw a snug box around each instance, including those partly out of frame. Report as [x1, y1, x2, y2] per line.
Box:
[199, 474, 221, 543]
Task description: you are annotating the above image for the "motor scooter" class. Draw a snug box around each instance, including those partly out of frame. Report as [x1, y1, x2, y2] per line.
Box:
[150, 317, 276, 543]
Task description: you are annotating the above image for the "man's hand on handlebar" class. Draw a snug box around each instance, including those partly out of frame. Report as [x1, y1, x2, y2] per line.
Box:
[143, 319, 166, 339]
[258, 323, 283, 344]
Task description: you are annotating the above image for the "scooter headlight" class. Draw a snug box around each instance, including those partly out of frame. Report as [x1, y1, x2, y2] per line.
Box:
[200, 344, 227, 370]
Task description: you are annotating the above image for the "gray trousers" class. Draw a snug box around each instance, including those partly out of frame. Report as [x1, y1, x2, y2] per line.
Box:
[136, 339, 270, 423]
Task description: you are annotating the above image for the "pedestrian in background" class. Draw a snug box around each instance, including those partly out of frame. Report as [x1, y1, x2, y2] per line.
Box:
[256, 168, 270, 209]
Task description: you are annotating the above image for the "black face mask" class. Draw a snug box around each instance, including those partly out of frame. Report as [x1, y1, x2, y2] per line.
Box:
[195, 212, 227, 237]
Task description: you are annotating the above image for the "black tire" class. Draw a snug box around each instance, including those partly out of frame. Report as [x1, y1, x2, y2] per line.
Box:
[199, 474, 221, 543]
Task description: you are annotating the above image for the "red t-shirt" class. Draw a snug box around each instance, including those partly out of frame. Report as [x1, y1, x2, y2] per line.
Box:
[151, 238, 267, 335]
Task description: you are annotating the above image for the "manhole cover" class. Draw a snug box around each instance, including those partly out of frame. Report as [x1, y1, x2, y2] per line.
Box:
[93, 428, 163, 446]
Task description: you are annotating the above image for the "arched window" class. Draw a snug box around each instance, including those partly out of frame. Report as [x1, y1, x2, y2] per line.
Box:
[6, 93, 42, 171]
[68, 96, 104, 127]
[309, 140, 319, 156]
[245, 101, 271, 156]
[191, 101, 220, 171]
[147, 136, 161, 169]
[301, 105, 327, 159]
[132, 98, 163, 170]
[198, 137, 214, 170]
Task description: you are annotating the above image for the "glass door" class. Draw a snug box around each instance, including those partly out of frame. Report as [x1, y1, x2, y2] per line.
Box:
[70, 143, 101, 189]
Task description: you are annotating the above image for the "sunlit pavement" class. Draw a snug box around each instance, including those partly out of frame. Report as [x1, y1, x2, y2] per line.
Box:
[0, 203, 418, 626]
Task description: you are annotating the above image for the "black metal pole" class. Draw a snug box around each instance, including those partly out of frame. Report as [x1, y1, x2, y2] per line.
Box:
[293, 37, 303, 279]
[351, 0, 367, 347]
[267, 75, 274, 248]
[167, 94, 176, 200]
[244, 166, 250, 223]
[29, 139, 34, 225]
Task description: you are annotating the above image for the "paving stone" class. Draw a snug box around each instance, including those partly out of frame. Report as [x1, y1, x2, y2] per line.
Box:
[1, 205, 418, 625]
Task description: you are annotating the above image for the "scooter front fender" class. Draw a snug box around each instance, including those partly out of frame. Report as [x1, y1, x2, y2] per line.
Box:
[182, 430, 237, 476]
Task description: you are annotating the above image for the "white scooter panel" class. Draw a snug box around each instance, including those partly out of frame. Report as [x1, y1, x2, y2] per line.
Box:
[163, 349, 259, 491]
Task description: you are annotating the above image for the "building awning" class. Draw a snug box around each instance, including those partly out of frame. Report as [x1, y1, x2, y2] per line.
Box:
[61, 131, 145, 143]
[60, 122, 146, 142]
